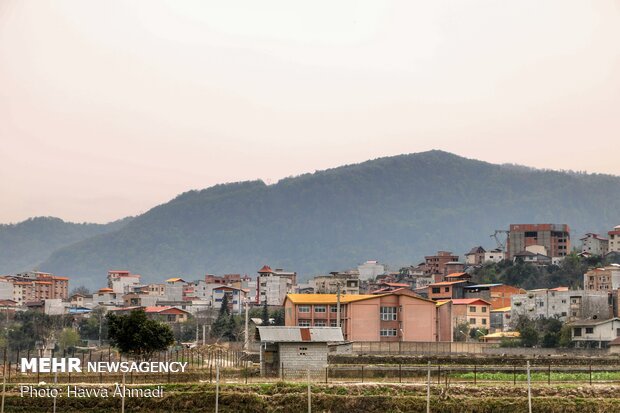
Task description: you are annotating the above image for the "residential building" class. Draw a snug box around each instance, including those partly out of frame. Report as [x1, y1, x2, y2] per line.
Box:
[426, 280, 471, 301]
[107, 270, 141, 294]
[444, 261, 465, 276]
[110, 306, 190, 323]
[424, 251, 459, 277]
[512, 250, 552, 266]
[465, 246, 486, 266]
[283, 289, 452, 342]
[580, 233, 609, 256]
[257, 265, 296, 306]
[506, 224, 570, 260]
[122, 293, 159, 307]
[449, 298, 491, 331]
[481, 331, 520, 344]
[357, 261, 385, 281]
[570, 317, 620, 348]
[511, 288, 611, 323]
[463, 284, 525, 310]
[584, 266, 620, 292]
[312, 272, 360, 295]
[483, 249, 505, 263]
[1, 272, 69, 304]
[164, 278, 186, 301]
[490, 307, 512, 332]
[608, 225, 620, 253]
[212, 286, 248, 314]
[93, 287, 123, 306]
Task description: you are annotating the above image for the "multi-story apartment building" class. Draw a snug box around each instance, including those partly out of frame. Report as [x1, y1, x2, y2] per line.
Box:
[580, 233, 609, 256]
[506, 224, 570, 260]
[312, 272, 360, 295]
[212, 286, 248, 314]
[608, 225, 620, 253]
[584, 266, 620, 292]
[283, 289, 452, 342]
[465, 246, 486, 266]
[424, 251, 459, 277]
[257, 265, 296, 306]
[357, 261, 385, 281]
[107, 270, 141, 294]
[511, 288, 611, 323]
[463, 283, 526, 310]
[484, 249, 505, 263]
[1, 272, 69, 304]
[449, 298, 491, 330]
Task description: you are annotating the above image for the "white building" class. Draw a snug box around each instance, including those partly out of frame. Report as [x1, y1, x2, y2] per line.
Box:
[164, 278, 186, 301]
[511, 288, 610, 323]
[212, 286, 248, 314]
[357, 260, 385, 281]
[107, 270, 141, 294]
[257, 265, 296, 306]
[483, 249, 505, 263]
[580, 233, 609, 256]
[570, 317, 620, 348]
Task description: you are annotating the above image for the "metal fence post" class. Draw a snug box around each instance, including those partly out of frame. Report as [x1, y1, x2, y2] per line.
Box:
[473, 365, 476, 385]
[527, 361, 532, 413]
[215, 365, 220, 413]
[426, 361, 431, 413]
[547, 364, 551, 385]
[307, 368, 311, 413]
[513, 365, 516, 386]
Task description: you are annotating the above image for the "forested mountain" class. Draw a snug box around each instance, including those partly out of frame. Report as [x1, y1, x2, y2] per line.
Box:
[0, 216, 132, 274]
[28, 150, 620, 288]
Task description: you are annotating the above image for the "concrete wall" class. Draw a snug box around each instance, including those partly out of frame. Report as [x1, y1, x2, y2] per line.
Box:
[279, 342, 328, 374]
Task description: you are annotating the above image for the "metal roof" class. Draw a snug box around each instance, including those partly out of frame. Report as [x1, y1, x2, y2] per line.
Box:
[464, 283, 503, 289]
[257, 326, 344, 343]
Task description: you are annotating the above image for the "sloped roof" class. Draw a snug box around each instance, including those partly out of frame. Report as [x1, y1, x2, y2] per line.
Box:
[258, 265, 273, 273]
[451, 298, 491, 306]
[257, 326, 344, 343]
[491, 306, 512, 312]
[286, 294, 380, 304]
[445, 272, 469, 278]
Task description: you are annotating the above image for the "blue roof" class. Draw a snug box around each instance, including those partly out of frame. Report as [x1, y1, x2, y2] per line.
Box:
[68, 307, 92, 314]
[464, 284, 503, 289]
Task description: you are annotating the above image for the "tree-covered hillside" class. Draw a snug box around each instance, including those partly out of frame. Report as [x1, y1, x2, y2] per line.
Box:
[0, 216, 131, 274]
[34, 150, 620, 288]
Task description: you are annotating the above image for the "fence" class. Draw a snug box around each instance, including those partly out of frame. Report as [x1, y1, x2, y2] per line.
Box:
[352, 341, 495, 354]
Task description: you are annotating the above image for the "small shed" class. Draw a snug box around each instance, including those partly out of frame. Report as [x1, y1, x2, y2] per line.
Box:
[256, 326, 344, 378]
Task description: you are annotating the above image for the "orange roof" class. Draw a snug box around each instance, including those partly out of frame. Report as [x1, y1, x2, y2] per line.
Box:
[429, 281, 468, 286]
[258, 265, 273, 273]
[451, 298, 491, 306]
[445, 272, 468, 278]
[98, 288, 113, 293]
[286, 291, 433, 305]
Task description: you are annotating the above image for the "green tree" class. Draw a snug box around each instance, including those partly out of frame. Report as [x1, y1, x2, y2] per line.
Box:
[272, 308, 285, 326]
[57, 328, 80, 353]
[261, 301, 270, 326]
[106, 309, 174, 360]
[453, 322, 470, 342]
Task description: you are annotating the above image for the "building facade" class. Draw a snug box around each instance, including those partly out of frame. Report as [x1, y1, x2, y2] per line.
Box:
[257, 265, 296, 306]
[283, 290, 451, 342]
[580, 233, 609, 256]
[507, 224, 570, 259]
[511, 288, 611, 323]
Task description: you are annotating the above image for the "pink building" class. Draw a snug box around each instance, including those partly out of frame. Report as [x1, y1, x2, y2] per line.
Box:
[283, 289, 452, 342]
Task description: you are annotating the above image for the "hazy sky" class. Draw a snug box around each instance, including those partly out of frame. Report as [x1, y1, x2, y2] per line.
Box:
[1, 1, 619, 224]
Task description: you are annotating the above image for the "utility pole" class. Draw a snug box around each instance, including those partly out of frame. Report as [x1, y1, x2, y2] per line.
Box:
[336, 283, 341, 332]
[244, 298, 250, 351]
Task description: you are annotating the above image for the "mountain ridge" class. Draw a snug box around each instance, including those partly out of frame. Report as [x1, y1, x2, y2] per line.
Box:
[2, 150, 619, 288]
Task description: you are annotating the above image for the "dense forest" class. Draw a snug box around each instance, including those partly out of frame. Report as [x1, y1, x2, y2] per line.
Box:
[3, 150, 620, 288]
[0, 216, 131, 274]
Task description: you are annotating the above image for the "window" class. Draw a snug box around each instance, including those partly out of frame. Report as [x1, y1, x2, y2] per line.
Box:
[482, 318, 487, 325]
[314, 320, 326, 327]
[469, 318, 476, 324]
[299, 305, 310, 313]
[574, 328, 582, 337]
[538, 302, 544, 307]
[432, 287, 440, 294]
[444, 287, 449, 292]
[617, 328, 620, 337]
[561, 312, 567, 316]
[330, 320, 338, 327]
[380, 307, 397, 321]
[469, 306, 476, 312]
[380, 329, 397, 337]
[330, 305, 338, 313]
[298, 346, 308, 356]
[298, 320, 310, 327]
[561, 299, 566, 303]
[585, 327, 594, 334]
[481, 307, 487, 313]
[314, 305, 327, 313]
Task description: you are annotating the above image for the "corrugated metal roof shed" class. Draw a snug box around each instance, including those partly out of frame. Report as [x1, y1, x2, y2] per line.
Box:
[257, 327, 344, 343]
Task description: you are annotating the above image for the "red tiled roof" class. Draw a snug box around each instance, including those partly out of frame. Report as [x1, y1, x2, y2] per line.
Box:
[258, 265, 273, 273]
[445, 272, 468, 278]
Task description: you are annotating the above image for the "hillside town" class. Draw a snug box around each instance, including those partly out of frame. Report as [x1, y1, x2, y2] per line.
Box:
[2, 223, 620, 356]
